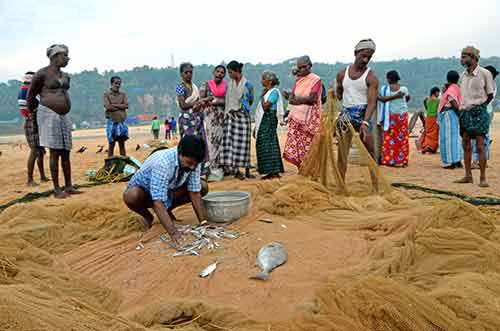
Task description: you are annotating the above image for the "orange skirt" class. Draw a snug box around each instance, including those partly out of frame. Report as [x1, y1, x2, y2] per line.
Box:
[420, 115, 439, 153]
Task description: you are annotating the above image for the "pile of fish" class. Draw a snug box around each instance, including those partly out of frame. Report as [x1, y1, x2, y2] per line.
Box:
[160, 223, 241, 257]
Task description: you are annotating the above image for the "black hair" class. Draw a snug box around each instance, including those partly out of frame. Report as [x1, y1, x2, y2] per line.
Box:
[386, 70, 401, 83]
[430, 87, 440, 96]
[214, 64, 226, 74]
[25, 71, 35, 75]
[227, 61, 243, 73]
[180, 62, 193, 74]
[484, 65, 499, 79]
[177, 135, 206, 163]
[110, 76, 121, 84]
[447, 70, 460, 84]
[297, 55, 312, 67]
[262, 71, 280, 87]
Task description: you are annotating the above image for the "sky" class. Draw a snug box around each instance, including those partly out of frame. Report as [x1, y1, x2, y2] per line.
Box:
[1, 0, 499, 82]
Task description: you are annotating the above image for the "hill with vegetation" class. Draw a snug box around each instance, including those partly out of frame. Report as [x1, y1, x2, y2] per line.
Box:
[1, 57, 499, 130]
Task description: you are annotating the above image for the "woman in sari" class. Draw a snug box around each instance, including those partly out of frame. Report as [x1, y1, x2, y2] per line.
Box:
[420, 87, 440, 154]
[378, 70, 410, 167]
[220, 61, 254, 180]
[254, 71, 285, 180]
[283, 56, 322, 168]
[199, 65, 227, 182]
[437, 71, 463, 169]
[176, 62, 211, 172]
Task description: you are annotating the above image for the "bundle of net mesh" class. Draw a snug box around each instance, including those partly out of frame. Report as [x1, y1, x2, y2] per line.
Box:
[299, 88, 391, 195]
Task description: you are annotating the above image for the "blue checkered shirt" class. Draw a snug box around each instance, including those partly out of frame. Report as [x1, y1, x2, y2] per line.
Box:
[127, 148, 201, 208]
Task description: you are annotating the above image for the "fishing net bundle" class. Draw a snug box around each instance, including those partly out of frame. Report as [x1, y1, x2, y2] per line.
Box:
[89, 156, 142, 184]
[299, 89, 391, 195]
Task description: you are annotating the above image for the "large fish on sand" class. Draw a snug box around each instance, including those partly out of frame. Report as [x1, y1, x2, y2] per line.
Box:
[250, 242, 287, 281]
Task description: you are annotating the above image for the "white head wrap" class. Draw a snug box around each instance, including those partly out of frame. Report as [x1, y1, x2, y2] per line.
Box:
[46, 44, 69, 59]
[355, 39, 376, 52]
[23, 73, 34, 83]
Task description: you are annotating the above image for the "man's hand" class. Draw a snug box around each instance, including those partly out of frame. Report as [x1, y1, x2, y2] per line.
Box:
[170, 230, 183, 247]
[360, 123, 370, 144]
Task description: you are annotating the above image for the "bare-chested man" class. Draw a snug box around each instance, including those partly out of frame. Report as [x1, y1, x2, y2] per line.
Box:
[336, 39, 380, 186]
[27, 44, 79, 199]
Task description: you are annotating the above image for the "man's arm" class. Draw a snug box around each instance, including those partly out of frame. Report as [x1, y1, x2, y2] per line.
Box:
[152, 201, 181, 244]
[26, 72, 44, 112]
[336, 69, 346, 101]
[189, 191, 206, 223]
[114, 94, 129, 110]
[483, 93, 494, 107]
[103, 93, 119, 112]
[365, 71, 379, 121]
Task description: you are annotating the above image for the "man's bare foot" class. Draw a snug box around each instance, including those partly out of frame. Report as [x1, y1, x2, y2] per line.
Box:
[54, 190, 70, 199]
[27, 180, 39, 187]
[41, 177, 50, 182]
[64, 186, 83, 195]
[454, 177, 473, 184]
[142, 216, 153, 230]
[479, 178, 489, 188]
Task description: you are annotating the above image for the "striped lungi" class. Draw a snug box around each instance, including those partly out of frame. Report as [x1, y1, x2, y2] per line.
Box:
[37, 104, 72, 150]
[24, 116, 41, 148]
[220, 110, 251, 168]
[438, 108, 462, 165]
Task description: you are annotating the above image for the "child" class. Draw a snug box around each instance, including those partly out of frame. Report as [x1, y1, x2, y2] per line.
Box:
[151, 116, 160, 140]
[164, 119, 172, 140]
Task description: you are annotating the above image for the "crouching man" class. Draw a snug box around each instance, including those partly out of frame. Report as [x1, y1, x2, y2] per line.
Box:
[123, 135, 208, 245]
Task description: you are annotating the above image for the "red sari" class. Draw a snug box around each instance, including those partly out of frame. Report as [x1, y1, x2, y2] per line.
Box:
[381, 112, 409, 166]
[283, 73, 322, 167]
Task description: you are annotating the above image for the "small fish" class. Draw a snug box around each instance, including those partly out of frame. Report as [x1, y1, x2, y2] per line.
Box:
[259, 219, 273, 224]
[173, 250, 199, 257]
[250, 242, 287, 281]
[199, 261, 218, 278]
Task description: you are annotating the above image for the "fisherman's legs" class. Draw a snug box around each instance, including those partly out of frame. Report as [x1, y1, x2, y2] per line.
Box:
[475, 135, 488, 187]
[27, 147, 38, 186]
[49, 148, 69, 199]
[108, 141, 116, 157]
[123, 186, 154, 229]
[60, 149, 80, 194]
[117, 139, 126, 156]
[455, 132, 473, 184]
[36, 147, 49, 182]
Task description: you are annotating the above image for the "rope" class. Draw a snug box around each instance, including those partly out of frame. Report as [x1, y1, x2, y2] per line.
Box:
[392, 182, 500, 206]
[0, 180, 128, 213]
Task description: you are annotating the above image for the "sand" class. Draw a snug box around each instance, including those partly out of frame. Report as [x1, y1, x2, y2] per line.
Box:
[1, 118, 500, 330]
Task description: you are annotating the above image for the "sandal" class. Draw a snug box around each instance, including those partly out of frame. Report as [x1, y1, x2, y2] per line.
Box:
[234, 172, 246, 181]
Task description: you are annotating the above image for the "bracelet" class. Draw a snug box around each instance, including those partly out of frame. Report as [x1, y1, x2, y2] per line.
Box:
[362, 120, 370, 127]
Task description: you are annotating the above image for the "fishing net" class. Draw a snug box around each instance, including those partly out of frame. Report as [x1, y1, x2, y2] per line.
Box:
[299, 88, 391, 195]
[89, 156, 142, 184]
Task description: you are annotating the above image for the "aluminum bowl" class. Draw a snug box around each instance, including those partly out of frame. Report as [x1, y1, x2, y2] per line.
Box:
[202, 191, 250, 223]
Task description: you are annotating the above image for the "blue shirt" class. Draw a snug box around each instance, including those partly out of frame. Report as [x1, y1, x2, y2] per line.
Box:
[387, 86, 409, 115]
[266, 89, 279, 111]
[127, 148, 201, 208]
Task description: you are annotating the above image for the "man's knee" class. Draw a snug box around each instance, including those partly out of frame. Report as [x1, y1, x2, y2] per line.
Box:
[123, 187, 140, 206]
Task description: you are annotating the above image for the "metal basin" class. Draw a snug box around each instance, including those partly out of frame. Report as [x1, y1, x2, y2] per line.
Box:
[202, 191, 250, 223]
